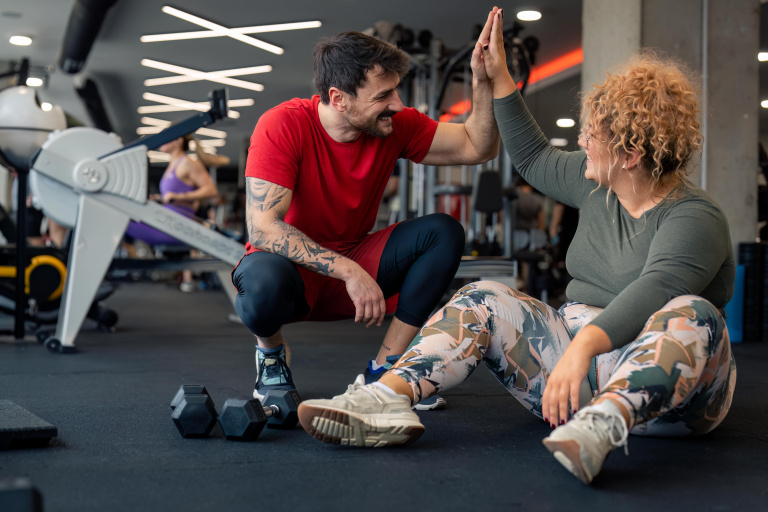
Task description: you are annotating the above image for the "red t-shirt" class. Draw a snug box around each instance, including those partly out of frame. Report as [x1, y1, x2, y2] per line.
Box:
[244, 95, 438, 251]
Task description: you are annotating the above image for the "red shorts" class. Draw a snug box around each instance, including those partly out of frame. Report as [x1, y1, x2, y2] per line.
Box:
[296, 223, 399, 322]
[233, 223, 400, 323]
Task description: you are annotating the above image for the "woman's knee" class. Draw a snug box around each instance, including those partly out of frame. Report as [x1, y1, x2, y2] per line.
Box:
[644, 295, 724, 354]
[655, 295, 722, 326]
[451, 280, 518, 307]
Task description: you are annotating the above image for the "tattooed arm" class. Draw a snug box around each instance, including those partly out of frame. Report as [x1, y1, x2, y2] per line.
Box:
[246, 177, 387, 327]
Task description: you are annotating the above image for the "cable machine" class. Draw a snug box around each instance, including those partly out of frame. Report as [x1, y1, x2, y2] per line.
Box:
[369, 20, 539, 284]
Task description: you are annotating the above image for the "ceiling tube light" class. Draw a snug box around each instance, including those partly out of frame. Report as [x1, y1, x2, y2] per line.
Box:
[226, 99, 255, 107]
[141, 59, 264, 91]
[139, 117, 228, 139]
[161, 6, 284, 55]
[517, 10, 542, 21]
[25, 77, 43, 87]
[141, 20, 322, 43]
[137, 126, 163, 135]
[145, 65, 272, 86]
[138, 104, 238, 118]
[148, 150, 172, 162]
[140, 116, 171, 127]
[556, 118, 575, 128]
[137, 98, 251, 115]
[759, 52, 768, 62]
[197, 138, 226, 147]
[761, 100, 768, 109]
[141, 92, 241, 119]
[137, 104, 249, 115]
[141, 59, 264, 92]
[196, 127, 228, 138]
[10, 35, 32, 46]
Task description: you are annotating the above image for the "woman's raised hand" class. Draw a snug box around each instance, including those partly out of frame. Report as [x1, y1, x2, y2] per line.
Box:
[481, 8, 517, 98]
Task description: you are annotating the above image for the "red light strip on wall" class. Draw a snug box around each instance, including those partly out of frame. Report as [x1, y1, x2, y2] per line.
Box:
[527, 47, 583, 85]
[440, 47, 584, 120]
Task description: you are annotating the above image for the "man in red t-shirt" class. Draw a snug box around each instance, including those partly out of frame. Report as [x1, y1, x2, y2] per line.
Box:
[232, 26, 499, 409]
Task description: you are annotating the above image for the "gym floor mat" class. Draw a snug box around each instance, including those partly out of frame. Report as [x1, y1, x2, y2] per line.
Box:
[0, 400, 58, 449]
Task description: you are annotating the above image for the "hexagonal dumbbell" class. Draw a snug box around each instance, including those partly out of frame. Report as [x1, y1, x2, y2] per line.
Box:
[170, 384, 217, 439]
[218, 389, 301, 441]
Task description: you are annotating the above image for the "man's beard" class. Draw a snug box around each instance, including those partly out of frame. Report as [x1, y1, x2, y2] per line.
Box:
[346, 109, 398, 139]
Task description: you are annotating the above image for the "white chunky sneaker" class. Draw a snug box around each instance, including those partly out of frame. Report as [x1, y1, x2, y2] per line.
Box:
[298, 382, 425, 447]
[542, 406, 629, 484]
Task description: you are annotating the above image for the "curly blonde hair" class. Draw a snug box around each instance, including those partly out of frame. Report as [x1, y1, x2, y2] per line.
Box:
[582, 51, 703, 196]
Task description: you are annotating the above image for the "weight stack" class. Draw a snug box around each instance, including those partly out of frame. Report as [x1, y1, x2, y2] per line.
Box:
[738, 242, 764, 342]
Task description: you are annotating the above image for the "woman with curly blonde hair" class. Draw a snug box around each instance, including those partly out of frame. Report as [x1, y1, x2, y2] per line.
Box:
[297, 8, 737, 486]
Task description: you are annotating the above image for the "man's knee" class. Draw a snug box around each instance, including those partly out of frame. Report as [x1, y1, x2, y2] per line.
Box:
[430, 213, 466, 251]
[232, 253, 303, 336]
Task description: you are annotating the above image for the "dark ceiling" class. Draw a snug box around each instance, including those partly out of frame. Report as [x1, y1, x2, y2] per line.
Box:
[0, 0, 584, 167]
[1, 0, 765, 171]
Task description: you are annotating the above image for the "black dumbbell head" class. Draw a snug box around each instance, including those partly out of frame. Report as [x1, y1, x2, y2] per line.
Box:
[170, 385, 209, 410]
[171, 394, 217, 438]
[263, 389, 301, 430]
[218, 398, 268, 441]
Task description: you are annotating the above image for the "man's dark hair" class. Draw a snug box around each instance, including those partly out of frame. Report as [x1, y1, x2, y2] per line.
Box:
[313, 31, 410, 104]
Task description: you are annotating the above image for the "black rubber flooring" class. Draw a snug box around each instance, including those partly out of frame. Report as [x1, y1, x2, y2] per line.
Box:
[1, 281, 766, 512]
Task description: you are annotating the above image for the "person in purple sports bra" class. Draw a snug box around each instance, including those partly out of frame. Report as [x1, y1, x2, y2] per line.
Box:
[124, 135, 219, 290]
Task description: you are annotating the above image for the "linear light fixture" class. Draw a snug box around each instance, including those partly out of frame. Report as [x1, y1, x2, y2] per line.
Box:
[141, 92, 241, 119]
[138, 125, 229, 139]
[141, 59, 265, 91]
[140, 116, 228, 138]
[141, 20, 322, 43]
[145, 64, 272, 86]
[137, 98, 254, 114]
[147, 150, 172, 162]
[196, 138, 227, 147]
[137, 126, 164, 135]
[556, 118, 575, 128]
[161, 6, 284, 55]
[137, 97, 253, 115]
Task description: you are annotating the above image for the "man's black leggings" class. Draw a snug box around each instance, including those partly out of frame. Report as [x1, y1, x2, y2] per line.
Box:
[233, 213, 465, 338]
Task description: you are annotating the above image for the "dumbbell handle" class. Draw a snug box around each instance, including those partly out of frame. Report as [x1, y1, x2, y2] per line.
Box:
[262, 404, 280, 418]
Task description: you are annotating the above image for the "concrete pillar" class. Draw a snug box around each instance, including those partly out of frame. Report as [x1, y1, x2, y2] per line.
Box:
[582, 0, 760, 245]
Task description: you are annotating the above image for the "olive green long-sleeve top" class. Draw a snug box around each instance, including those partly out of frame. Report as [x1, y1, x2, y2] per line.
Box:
[494, 90, 736, 350]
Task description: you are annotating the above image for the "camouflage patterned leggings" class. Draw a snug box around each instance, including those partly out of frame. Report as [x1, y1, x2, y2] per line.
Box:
[390, 281, 737, 436]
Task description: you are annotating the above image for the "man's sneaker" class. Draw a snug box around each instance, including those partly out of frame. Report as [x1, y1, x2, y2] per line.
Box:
[298, 382, 425, 447]
[357, 355, 447, 411]
[359, 355, 401, 385]
[253, 344, 295, 401]
[542, 405, 629, 484]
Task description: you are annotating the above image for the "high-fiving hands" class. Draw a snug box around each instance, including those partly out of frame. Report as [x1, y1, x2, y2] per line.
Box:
[474, 7, 518, 99]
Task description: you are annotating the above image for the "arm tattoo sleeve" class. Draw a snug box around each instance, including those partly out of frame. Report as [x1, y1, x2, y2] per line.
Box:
[246, 178, 341, 276]
[247, 179, 290, 212]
